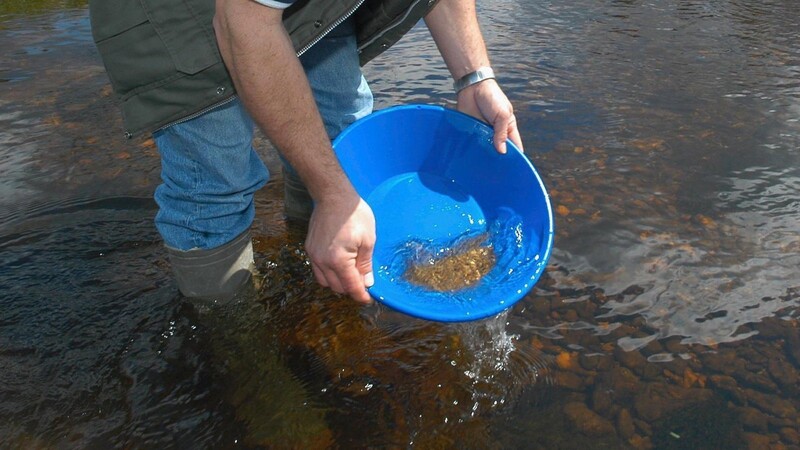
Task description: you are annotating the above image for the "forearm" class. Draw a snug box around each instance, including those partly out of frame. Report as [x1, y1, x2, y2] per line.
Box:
[424, 0, 490, 79]
[426, 0, 522, 153]
[214, 0, 355, 203]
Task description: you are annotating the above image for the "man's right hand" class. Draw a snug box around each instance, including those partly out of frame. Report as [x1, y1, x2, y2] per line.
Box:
[215, 0, 376, 304]
[304, 191, 376, 304]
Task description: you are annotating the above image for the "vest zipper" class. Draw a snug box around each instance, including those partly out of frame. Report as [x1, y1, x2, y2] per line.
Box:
[136, 0, 420, 138]
[296, 0, 368, 58]
[139, 3, 366, 138]
[357, 0, 432, 54]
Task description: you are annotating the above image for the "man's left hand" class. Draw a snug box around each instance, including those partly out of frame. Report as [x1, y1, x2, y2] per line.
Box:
[456, 79, 523, 154]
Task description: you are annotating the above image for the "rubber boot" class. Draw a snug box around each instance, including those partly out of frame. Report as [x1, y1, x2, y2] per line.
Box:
[167, 230, 256, 302]
[283, 170, 314, 223]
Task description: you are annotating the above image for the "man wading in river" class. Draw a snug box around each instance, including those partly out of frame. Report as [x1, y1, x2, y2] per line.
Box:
[88, 0, 523, 303]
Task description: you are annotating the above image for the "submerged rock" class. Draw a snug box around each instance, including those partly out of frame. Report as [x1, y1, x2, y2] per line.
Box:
[650, 396, 744, 450]
[563, 402, 616, 436]
[616, 408, 636, 439]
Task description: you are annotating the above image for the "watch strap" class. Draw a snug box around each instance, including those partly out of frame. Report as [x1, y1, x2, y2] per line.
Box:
[453, 67, 495, 93]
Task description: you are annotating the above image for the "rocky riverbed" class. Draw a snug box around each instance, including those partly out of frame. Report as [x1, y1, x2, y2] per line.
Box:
[245, 234, 800, 449]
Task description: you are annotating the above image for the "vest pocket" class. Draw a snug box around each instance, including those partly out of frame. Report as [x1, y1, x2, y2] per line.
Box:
[92, 0, 219, 97]
[140, 0, 220, 75]
[90, 1, 149, 42]
[95, 21, 177, 97]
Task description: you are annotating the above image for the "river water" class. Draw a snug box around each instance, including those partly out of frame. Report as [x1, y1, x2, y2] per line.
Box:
[1, 0, 799, 448]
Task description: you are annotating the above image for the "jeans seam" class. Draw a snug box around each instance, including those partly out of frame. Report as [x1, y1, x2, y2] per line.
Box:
[189, 150, 202, 249]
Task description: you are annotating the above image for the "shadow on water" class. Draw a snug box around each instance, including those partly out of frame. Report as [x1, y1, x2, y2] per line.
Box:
[2, 0, 800, 448]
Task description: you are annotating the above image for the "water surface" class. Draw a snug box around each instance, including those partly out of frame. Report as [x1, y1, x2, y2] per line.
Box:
[2, 0, 799, 448]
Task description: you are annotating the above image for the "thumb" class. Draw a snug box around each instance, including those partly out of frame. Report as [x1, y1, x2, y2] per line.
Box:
[493, 121, 509, 154]
[507, 120, 523, 152]
[356, 240, 375, 288]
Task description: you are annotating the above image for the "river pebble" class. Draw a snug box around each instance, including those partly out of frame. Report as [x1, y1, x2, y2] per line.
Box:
[562, 402, 616, 436]
[616, 408, 636, 439]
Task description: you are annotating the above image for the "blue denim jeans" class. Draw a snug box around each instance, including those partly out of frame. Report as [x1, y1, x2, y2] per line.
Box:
[153, 19, 373, 251]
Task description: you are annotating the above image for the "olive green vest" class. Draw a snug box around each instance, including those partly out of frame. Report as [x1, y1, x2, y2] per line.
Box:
[89, 0, 437, 138]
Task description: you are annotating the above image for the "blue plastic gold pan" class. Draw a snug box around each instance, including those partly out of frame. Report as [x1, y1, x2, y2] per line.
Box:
[332, 105, 554, 322]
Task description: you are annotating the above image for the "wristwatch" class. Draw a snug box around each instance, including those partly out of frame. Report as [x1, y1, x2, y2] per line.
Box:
[453, 67, 495, 94]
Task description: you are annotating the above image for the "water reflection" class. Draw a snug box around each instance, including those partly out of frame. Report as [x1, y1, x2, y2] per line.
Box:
[463, 0, 800, 347]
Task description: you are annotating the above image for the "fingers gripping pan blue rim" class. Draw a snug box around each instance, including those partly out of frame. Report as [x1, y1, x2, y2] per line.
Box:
[332, 104, 554, 322]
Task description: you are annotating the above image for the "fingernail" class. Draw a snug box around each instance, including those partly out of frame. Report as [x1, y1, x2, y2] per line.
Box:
[365, 271, 375, 287]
